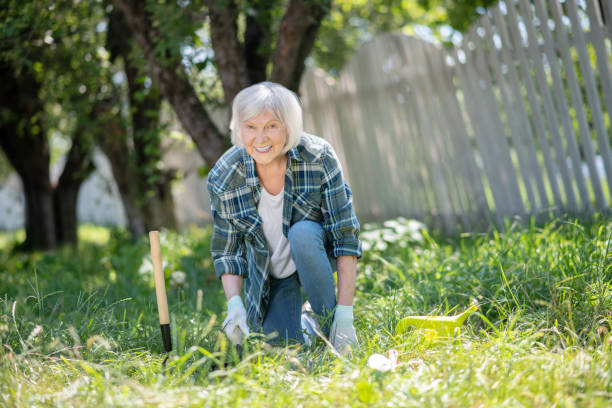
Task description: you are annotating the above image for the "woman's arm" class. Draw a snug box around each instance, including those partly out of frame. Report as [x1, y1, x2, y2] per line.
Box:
[319, 144, 361, 306]
[221, 274, 244, 300]
[320, 145, 362, 260]
[208, 179, 248, 280]
[336, 255, 357, 306]
[331, 254, 359, 355]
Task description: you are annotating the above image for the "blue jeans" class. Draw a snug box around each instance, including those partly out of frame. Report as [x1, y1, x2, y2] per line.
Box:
[262, 221, 336, 344]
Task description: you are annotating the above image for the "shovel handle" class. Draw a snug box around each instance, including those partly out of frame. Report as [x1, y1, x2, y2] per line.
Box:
[149, 231, 169, 325]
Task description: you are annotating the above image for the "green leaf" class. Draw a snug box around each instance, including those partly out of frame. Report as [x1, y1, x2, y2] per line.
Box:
[356, 380, 379, 404]
[197, 165, 211, 179]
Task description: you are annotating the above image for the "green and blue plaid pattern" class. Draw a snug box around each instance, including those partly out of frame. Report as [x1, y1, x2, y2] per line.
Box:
[207, 133, 362, 329]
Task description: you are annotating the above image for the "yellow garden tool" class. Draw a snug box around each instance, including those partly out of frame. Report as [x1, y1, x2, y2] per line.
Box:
[395, 300, 479, 338]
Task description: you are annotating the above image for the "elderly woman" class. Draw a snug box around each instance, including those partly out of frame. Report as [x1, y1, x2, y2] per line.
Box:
[207, 82, 361, 353]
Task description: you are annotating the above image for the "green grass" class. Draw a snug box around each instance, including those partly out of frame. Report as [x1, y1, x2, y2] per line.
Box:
[1, 216, 611, 407]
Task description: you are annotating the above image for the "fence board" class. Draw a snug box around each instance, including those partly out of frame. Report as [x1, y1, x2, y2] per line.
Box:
[399, 86, 438, 219]
[491, 6, 552, 214]
[585, 0, 612, 129]
[503, 1, 563, 213]
[386, 38, 429, 219]
[465, 36, 523, 218]
[423, 42, 484, 229]
[357, 42, 396, 220]
[517, 0, 578, 212]
[406, 74, 444, 220]
[469, 30, 520, 218]
[600, 0, 612, 40]
[393, 58, 437, 220]
[372, 39, 406, 219]
[385, 88, 423, 219]
[298, 0, 612, 232]
[401, 82, 442, 223]
[565, 0, 612, 202]
[532, 0, 591, 211]
[301, 70, 350, 181]
[472, 22, 536, 214]
[548, 0, 606, 209]
[485, 13, 549, 213]
[418, 39, 471, 231]
[450, 49, 506, 228]
[386, 37, 431, 220]
[429, 48, 490, 228]
[332, 78, 371, 218]
[456, 37, 526, 219]
[401, 38, 456, 231]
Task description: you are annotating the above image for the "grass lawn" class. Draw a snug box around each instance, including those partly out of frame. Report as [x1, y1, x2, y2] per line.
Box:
[0, 216, 611, 407]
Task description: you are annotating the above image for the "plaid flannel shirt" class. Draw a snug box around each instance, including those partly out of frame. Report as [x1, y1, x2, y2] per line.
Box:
[207, 133, 362, 329]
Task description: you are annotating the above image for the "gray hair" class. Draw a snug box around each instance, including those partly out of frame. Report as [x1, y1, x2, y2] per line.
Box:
[229, 82, 303, 154]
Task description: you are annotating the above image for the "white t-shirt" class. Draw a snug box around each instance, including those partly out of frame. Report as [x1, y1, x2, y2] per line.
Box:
[257, 187, 296, 279]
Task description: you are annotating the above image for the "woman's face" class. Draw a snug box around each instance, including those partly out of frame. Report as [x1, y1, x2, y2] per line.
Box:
[240, 109, 287, 168]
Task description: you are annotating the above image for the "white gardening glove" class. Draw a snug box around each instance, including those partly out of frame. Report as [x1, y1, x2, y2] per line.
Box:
[329, 305, 358, 356]
[222, 296, 249, 345]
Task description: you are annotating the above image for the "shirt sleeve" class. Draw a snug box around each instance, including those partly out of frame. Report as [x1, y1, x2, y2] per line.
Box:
[208, 184, 248, 279]
[320, 145, 362, 259]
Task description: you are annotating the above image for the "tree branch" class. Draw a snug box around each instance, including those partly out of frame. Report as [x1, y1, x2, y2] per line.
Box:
[269, 0, 331, 92]
[243, 0, 278, 84]
[206, 0, 249, 105]
[56, 131, 95, 191]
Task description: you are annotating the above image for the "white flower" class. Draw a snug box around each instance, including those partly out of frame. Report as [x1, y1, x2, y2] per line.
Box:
[138, 257, 153, 276]
[170, 270, 187, 287]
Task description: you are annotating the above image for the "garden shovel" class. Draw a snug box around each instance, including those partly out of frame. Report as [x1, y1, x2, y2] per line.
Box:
[149, 231, 172, 367]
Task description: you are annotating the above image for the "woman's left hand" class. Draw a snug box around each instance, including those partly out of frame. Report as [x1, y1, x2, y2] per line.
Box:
[330, 305, 359, 356]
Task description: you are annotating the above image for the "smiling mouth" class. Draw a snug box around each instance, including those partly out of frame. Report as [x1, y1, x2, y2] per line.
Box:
[255, 146, 272, 153]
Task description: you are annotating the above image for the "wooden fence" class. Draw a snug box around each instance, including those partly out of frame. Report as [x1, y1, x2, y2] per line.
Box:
[300, 0, 612, 232]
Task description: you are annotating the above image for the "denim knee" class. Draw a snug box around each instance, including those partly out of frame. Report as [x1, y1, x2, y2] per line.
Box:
[288, 220, 325, 252]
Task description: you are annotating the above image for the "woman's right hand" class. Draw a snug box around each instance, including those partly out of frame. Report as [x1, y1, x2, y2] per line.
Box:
[223, 295, 249, 345]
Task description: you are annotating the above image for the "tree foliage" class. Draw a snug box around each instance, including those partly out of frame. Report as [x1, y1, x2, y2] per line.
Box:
[312, 0, 498, 75]
[0, 0, 177, 249]
[0, 0, 108, 249]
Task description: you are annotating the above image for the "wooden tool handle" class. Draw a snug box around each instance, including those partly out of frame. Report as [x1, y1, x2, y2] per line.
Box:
[149, 231, 169, 325]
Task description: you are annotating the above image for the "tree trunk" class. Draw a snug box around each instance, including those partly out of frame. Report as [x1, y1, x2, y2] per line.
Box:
[107, 8, 177, 233]
[100, 138, 147, 237]
[53, 132, 95, 246]
[1, 121, 95, 250]
[141, 169, 177, 231]
[112, 0, 230, 167]
[53, 182, 80, 246]
[22, 180, 57, 251]
[94, 99, 147, 237]
[0, 132, 58, 251]
[0, 61, 58, 251]
[124, 56, 178, 232]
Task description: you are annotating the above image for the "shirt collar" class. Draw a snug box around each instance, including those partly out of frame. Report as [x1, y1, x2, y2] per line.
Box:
[241, 145, 303, 186]
[241, 148, 259, 187]
[288, 145, 302, 162]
